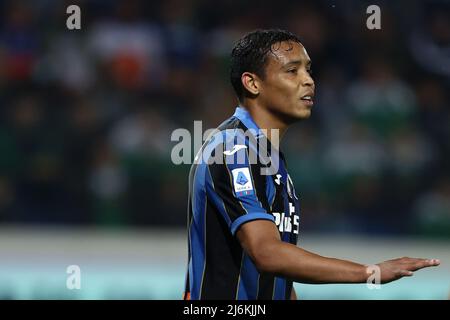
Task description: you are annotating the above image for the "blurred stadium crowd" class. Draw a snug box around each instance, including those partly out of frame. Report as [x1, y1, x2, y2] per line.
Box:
[0, 0, 449, 237]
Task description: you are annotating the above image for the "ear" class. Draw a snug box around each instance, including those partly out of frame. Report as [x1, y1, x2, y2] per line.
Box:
[241, 72, 260, 96]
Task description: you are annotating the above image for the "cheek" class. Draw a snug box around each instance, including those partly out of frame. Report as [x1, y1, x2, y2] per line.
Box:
[266, 77, 297, 101]
[273, 80, 299, 107]
[263, 87, 288, 108]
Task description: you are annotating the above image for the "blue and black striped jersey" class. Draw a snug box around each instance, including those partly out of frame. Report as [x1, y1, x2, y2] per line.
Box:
[184, 106, 301, 300]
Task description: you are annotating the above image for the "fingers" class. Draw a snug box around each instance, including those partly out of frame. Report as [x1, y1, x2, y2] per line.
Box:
[413, 259, 440, 271]
[427, 259, 441, 266]
[380, 257, 440, 283]
[402, 258, 441, 272]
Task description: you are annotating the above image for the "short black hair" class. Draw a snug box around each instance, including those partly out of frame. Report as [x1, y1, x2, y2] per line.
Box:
[230, 29, 302, 102]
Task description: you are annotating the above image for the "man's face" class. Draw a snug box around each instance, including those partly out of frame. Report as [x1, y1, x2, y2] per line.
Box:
[258, 41, 315, 122]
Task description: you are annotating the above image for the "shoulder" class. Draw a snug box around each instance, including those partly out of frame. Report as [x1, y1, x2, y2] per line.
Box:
[198, 117, 258, 164]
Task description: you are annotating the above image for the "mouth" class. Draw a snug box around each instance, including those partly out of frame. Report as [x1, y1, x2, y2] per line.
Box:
[300, 92, 314, 107]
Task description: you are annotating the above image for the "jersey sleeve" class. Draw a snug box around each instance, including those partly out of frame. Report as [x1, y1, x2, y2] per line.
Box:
[205, 137, 274, 236]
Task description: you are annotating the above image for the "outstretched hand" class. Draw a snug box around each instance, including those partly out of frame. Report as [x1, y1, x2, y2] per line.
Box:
[376, 257, 440, 284]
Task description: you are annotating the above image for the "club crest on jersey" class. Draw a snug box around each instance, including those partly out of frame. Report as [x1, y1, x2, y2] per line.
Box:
[231, 168, 254, 197]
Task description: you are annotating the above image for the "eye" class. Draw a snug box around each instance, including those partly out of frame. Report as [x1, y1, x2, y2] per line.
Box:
[307, 68, 313, 75]
[287, 68, 298, 74]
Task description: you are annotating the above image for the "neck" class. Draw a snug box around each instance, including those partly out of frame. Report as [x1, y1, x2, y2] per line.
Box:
[240, 100, 289, 144]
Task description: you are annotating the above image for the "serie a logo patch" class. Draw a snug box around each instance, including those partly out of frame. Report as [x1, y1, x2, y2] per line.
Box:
[231, 168, 254, 197]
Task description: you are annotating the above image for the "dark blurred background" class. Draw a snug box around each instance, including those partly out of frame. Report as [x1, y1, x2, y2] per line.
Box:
[0, 0, 449, 238]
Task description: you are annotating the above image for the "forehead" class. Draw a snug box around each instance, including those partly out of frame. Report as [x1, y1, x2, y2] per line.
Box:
[266, 41, 310, 68]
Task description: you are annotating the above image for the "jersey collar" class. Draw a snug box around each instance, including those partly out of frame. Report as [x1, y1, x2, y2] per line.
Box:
[233, 106, 262, 137]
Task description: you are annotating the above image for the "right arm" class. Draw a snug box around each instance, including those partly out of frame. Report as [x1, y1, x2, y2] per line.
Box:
[236, 220, 440, 284]
[206, 140, 440, 285]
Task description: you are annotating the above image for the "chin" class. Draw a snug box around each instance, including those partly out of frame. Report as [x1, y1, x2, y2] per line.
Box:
[277, 107, 311, 124]
[293, 109, 311, 120]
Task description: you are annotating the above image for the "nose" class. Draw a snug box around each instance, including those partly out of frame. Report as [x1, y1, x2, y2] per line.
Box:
[302, 72, 314, 88]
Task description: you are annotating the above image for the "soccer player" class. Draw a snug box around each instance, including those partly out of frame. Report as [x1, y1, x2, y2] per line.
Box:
[183, 29, 440, 300]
